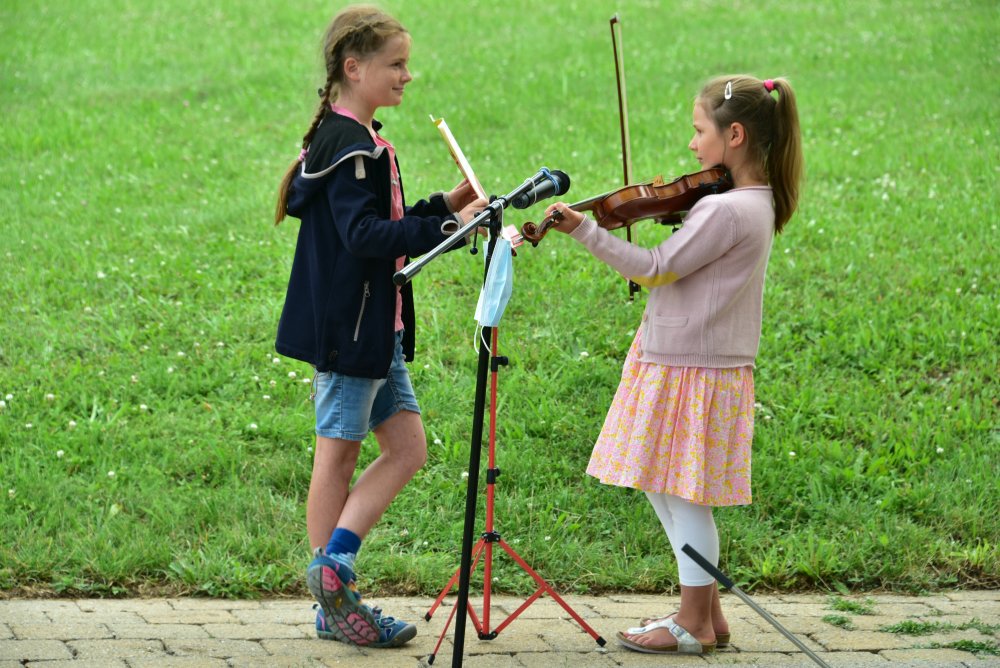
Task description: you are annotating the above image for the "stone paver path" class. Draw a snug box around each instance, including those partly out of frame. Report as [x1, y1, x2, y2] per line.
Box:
[1, 591, 998, 666]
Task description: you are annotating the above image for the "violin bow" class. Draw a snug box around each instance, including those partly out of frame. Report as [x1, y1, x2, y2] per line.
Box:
[610, 15, 641, 300]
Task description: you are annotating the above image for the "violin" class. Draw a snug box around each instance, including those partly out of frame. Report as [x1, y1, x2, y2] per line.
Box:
[520, 166, 732, 245]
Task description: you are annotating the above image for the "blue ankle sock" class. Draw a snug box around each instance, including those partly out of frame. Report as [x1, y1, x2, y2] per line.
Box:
[324, 528, 361, 571]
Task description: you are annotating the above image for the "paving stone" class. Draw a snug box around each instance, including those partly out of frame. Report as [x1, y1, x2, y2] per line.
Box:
[517, 651, 621, 667]
[231, 657, 330, 668]
[202, 622, 308, 639]
[76, 599, 176, 614]
[0, 639, 73, 661]
[9, 622, 112, 640]
[164, 638, 269, 658]
[233, 607, 315, 625]
[0, 601, 63, 623]
[811, 651, 890, 665]
[128, 658, 229, 668]
[50, 610, 146, 625]
[140, 609, 240, 624]
[68, 637, 165, 660]
[880, 646, 989, 665]
[167, 598, 264, 610]
[110, 622, 211, 639]
[15, 660, 128, 668]
[810, 628, 911, 651]
[259, 638, 362, 659]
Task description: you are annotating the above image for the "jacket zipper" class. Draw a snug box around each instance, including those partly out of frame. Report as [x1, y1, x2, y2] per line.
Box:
[353, 281, 370, 342]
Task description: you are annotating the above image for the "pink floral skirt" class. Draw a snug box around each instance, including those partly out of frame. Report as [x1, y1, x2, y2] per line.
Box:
[585, 332, 754, 506]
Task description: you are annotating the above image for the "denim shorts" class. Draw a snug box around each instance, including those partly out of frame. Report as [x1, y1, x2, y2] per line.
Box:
[312, 330, 421, 441]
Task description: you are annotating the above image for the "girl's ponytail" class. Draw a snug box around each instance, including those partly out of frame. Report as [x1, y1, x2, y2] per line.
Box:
[767, 79, 802, 233]
[698, 75, 803, 233]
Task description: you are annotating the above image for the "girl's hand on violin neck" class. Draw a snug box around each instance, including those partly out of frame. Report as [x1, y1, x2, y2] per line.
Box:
[544, 202, 584, 234]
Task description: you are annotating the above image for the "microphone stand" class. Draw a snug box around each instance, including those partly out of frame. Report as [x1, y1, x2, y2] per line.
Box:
[395, 170, 578, 668]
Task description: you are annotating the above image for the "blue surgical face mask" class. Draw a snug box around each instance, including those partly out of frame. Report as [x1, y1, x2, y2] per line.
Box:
[474, 237, 513, 328]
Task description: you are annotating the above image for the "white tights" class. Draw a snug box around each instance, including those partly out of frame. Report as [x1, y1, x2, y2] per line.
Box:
[645, 492, 719, 587]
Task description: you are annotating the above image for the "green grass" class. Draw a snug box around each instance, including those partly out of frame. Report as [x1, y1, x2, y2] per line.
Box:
[882, 618, 1000, 636]
[827, 596, 877, 616]
[1, 0, 997, 598]
[931, 639, 1000, 656]
[822, 615, 855, 630]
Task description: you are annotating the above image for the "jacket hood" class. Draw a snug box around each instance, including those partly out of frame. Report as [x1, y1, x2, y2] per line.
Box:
[286, 143, 387, 217]
[286, 113, 387, 218]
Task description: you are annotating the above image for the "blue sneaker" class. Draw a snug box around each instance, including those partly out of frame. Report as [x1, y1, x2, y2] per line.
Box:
[316, 603, 417, 648]
[306, 552, 378, 646]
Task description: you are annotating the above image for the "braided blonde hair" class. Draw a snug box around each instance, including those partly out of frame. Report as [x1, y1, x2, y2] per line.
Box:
[275, 5, 408, 224]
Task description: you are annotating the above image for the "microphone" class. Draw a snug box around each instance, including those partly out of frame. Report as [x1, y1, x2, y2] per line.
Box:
[511, 169, 571, 209]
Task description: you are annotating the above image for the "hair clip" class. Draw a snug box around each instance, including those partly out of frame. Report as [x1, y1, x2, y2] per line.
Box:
[724, 81, 733, 100]
[763, 79, 775, 93]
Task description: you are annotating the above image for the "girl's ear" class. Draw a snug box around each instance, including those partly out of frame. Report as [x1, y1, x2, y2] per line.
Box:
[343, 56, 361, 82]
[728, 122, 748, 147]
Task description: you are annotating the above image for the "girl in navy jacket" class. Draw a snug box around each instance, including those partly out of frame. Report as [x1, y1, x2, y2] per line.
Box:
[273, 5, 485, 649]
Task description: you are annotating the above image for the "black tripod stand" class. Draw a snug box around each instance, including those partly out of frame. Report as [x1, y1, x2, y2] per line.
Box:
[394, 171, 604, 666]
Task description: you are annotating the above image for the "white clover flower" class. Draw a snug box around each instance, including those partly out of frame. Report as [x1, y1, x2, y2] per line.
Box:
[400, 528, 410, 536]
[167, 367, 175, 374]
[936, 447, 944, 454]
[302, 377, 311, 383]
[5, 394, 12, 401]
[25, 423, 33, 429]
[433, 438, 442, 445]
[7, 489, 14, 499]
[68, 421, 76, 429]
[544, 536, 551, 541]
[177, 351, 186, 357]
[216, 341, 225, 347]
[139, 404, 148, 411]
[248, 423, 258, 431]
[97, 271, 106, 279]
[788, 451, 796, 457]
[272, 357, 281, 364]
[269, 380, 277, 387]
[461, 471, 469, 480]
[45, 393, 55, 401]
[253, 375, 260, 382]
[262, 395, 271, 400]
[579, 351, 589, 358]
[288, 371, 297, 379]
[57, 450, 65, 458]
[0, 400, 6, 409]
[107, 471, 116, 478]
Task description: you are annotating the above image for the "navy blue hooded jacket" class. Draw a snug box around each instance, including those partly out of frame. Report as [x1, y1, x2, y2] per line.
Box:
[275, 112, 463, 378]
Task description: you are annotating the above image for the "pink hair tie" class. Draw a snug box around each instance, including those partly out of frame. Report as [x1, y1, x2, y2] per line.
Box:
[298, 148, 309, 162]
[763, 79, 775, 93]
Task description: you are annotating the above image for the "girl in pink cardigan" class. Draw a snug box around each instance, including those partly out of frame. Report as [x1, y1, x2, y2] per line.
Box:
[546, 75, 803, 655]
